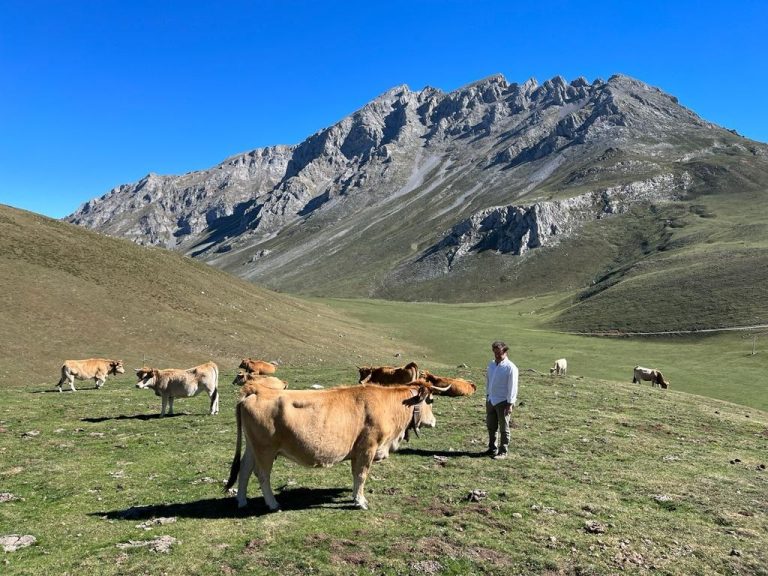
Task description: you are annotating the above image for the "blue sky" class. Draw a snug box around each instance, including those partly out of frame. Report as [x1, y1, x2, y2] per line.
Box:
[1, 0, 766, 219]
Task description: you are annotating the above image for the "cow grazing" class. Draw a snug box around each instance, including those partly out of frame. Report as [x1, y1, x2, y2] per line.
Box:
[239, 358, 277, 375]
[357, 361, 418, 385]
[419, 370, 477, 397]
[232, 370, 288, 393]
[135, 361, 219, 416]
[549, 358, 568, 376]
[632, 366, 670, 389]
[224, 381, 448, 511]
[57, 358, 125, 392]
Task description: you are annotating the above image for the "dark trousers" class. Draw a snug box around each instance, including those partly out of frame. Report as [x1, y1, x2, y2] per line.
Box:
[486, 400, 512, 452]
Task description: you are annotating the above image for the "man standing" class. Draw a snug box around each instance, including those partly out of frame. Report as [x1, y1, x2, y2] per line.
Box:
[485, 340, 518, 459]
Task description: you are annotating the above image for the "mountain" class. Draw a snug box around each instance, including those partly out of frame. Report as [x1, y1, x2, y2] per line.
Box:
[0, 205, 406, 384]
[66, 74, 768, 331]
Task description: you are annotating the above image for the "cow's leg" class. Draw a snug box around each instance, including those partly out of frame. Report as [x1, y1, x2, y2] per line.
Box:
[254, 451, 279, 511]
[236, 446, 255, 508]
[160, 395, 168, 416]
[350, 446, 377, 510]
[95, 377, 105, 389]
[242, 448, 280, 511]
[168, 397, 174, 415]
[209, 387, 219, 415]
[68, 376, 77, 392]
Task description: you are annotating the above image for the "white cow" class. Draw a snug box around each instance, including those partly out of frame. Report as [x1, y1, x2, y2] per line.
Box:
[549, 358, 567, 376]
[135, 361, 219, 416]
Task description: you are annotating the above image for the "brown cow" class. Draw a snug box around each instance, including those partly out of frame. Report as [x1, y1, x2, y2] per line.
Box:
[232, 370, 288, 393]
[135, 361, 219, 416]
[632, 366, 670, 389]
[357, 361, 418, 385]
[419, 370, 477, 397]
[224, 380, 448, 511]
[239, 358, 277, 375]
[57, 358, 125, 392]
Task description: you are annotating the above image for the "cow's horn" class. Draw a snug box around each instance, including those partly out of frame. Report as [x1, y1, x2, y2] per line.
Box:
[429, 383, 451, 393]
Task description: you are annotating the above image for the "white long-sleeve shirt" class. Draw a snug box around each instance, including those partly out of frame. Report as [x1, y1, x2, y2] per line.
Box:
[486, 356, 518, 406]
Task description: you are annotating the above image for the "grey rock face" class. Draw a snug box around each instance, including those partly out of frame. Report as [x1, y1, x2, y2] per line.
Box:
[435, 172, 693, 268]
[65, 73, 764, 297]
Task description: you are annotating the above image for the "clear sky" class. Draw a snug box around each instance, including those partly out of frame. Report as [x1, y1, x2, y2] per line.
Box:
[1, 0, 766, 219]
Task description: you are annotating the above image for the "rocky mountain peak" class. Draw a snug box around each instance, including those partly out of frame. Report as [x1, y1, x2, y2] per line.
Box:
[64, 72, 763, 300]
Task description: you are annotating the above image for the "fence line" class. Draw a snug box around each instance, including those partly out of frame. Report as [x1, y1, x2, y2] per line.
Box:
[559, 324, 768, 337]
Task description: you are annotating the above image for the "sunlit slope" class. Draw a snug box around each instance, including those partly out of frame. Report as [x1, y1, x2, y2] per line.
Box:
[0, 205, 407, 385]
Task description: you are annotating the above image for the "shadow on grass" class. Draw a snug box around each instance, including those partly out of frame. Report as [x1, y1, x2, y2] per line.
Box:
[397, 447, 489, 459]
[32, 386, 103, 393]
[92, 487, 352, 519]
[80, 413, 186, 422]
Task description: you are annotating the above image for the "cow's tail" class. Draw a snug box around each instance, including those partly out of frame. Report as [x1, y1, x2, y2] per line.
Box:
[210, 363, 219, 407]
[224, 401, 243, 492]
[57, 365, 67, 386]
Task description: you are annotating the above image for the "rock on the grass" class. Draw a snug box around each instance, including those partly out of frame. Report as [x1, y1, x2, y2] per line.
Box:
[1, 535, 37, 552]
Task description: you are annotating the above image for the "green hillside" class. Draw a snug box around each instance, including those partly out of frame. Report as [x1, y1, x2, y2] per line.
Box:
[0, 205, 409, 385]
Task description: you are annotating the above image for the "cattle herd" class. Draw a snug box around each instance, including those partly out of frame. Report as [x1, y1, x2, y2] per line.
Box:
[54, 355, 667, 510]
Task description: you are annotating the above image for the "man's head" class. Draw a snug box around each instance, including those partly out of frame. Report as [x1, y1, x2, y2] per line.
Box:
[491, 341, 508, 363]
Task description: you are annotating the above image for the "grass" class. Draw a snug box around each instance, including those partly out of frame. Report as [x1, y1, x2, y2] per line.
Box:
[1, 368, 766, 575]
[3, 203, 768, 574]
[323, 297, 768, 413]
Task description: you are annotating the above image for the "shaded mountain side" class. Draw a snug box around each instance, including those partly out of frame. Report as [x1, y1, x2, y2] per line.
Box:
[0, 205, 410, 385]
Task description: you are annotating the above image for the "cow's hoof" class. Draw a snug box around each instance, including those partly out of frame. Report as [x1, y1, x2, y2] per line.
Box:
[354, 500, 369, 511]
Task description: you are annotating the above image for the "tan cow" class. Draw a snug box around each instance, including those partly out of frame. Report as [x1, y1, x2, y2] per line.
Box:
[632, 366, 670, 389]
[239, 358, 277, 375]
[357, 361, 418, 385]
[57, 358, 125, 392]
[224, 380, 448, 511]
[232, 370, 288, 393]
[135, 361, 219, 416]
[549, 358, 567, 376]
[419, 370, 477, 397]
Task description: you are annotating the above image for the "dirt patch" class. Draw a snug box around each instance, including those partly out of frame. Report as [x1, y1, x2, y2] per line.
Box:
[394, 536, 512, 569]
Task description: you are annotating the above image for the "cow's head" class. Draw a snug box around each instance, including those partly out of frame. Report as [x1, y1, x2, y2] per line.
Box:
[238, 358, 251, 371]
[134, 367, 156, 389]
[110, 360, 126, 376]
[357, 366, 373, 384]
[232, 370, 248, 386]
[403, 381, 451, 434]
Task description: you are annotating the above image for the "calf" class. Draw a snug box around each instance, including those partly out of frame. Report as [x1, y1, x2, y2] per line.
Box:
[239, 358, 277, 375]
[632, 366, 670, 389]
[57, 358, 125, 392]
[232, 370, 288, 393]
[357, 361, 418, 385]
[549, 358, 567, 376]
[419, 370, 477, 397]
[135, 361, 219, 416]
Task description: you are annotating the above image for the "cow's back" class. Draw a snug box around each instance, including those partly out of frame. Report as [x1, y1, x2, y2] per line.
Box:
[239, 386, 408, 467]
[63, 358, 110, 378]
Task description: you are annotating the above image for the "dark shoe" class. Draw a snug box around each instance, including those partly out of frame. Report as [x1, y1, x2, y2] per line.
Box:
[484, 447, 497, 457]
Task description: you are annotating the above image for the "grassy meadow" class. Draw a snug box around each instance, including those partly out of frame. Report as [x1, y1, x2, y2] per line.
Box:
[323, 296, 768, 413]
[1, 365, 766, 575]
[2, 205, 768, 574]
